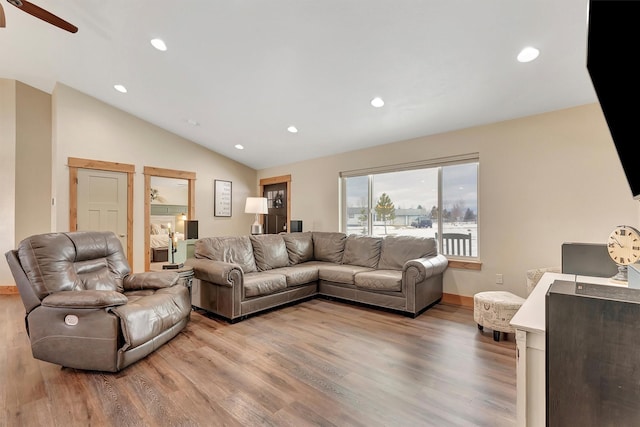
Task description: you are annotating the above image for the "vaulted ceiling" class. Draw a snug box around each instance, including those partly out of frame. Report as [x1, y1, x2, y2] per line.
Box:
[0, 0, 597, 169]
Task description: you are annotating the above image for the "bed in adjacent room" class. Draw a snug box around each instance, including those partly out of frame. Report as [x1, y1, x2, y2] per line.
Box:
[150, 215, 185, 263]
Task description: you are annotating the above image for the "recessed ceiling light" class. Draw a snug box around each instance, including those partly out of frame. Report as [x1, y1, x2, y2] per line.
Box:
[287, 126, 298, 133]
[150, 38, 167, 51]
[235, 144, 244, 150]
[517, 46, 540, 63]
[114, 84, 127, 93]
[370, 97, 385, 108]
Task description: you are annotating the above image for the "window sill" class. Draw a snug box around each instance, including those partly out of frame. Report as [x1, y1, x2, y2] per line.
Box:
[447, 259, 482, 270]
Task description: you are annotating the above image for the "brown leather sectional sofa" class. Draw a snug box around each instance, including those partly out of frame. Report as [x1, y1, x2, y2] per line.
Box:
[186, 231, 448, 322]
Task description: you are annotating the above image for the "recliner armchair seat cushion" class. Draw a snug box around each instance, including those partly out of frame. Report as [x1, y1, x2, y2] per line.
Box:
[354, 270, 403, 292]
[41, 290, 128, 308]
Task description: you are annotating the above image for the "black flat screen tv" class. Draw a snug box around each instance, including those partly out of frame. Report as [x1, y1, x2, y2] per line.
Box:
[587, 0, 640, 200]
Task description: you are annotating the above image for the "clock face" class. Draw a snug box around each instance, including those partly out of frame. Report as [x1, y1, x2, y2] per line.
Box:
[607, 225, 640, 266]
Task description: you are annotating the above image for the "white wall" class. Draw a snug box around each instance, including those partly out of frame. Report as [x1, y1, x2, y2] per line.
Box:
[51, 83, 257, 273]
[257, 103, 640, 298]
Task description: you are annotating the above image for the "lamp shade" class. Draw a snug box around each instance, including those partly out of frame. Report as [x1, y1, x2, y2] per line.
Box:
[244, 197, 268, 214]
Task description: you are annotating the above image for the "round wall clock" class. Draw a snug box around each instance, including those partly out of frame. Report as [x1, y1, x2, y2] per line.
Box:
[607, 225, 640, 282]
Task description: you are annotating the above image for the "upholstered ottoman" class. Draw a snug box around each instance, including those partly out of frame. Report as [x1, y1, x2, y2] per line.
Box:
[474, 291, 525, 341]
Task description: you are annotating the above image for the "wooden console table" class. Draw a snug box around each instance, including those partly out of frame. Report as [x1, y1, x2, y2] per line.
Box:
[509, 272, 619, 426]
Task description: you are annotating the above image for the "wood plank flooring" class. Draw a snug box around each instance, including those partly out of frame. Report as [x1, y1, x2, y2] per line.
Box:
[0, 295, 516, 426]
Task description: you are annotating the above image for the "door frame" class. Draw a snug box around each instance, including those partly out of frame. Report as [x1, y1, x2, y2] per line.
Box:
[144, 166, 196, 271]
[68, 157, 135, 263]
[260, 174, 291, 232]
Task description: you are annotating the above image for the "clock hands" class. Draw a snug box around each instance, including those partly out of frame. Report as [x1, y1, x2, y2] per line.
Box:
[611, 236, 623, 248]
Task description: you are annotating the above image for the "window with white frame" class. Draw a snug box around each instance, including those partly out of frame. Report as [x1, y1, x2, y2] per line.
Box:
[340, 154, 479, 258]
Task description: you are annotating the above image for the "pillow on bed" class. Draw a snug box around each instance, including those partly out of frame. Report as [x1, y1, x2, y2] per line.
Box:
[150, 223, 162, 235]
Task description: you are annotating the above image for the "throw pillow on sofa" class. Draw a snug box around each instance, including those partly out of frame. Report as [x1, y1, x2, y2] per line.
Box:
[377, 235, 437, 270]
[341, 235, 382, 268]
[312, 232, 346, 263]
[250, 234, 290, 271]
[282, 232, 314, 265]
[195, 236, 258, 273]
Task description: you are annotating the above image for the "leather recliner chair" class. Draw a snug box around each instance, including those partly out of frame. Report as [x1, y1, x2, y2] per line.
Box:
[5, 230, 191, 372]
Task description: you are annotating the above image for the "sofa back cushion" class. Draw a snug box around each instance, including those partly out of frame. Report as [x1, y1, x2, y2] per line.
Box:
[17, 231, 130, 299]
[195, 236, 257, 273]
[250, 234, 290, 271]
[341, 235, 382, 268]
[282, 232, 314, 265]
[312, 232, 347, 263]
[377, 235, 437, 270]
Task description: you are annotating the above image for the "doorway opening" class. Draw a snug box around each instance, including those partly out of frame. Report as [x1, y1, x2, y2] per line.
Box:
[143, 166, 196, 272]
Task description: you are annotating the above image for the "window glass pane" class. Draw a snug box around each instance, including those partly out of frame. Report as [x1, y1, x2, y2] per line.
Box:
[441, 163, 478, 257]
[371, 169, 438, 237]
[341, 158, 479, 259]
[345, 176, 369, 235]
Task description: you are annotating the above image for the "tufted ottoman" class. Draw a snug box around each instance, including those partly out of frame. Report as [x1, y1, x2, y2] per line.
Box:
[474, 291, 525, 341]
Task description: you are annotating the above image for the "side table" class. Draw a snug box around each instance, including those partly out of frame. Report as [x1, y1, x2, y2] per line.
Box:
[173, 265, 194, 299]
[151, 264, 194, 302]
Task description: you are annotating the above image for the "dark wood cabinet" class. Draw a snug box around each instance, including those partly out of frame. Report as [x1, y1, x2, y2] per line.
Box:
[546, 280, 640, 427]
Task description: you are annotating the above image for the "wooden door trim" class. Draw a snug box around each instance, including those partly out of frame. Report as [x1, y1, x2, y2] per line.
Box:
[68, 157, 135, 265]
[260, 174, 291, 233]
[143, 166, 196, 271]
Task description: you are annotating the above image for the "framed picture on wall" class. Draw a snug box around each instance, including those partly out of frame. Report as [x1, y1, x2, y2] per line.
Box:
[214, 180, 232, 217]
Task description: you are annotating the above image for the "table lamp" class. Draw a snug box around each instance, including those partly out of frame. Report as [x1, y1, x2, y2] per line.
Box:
[245, 197, 268, 234]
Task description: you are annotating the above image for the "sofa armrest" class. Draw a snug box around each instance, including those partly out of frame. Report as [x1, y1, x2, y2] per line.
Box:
[185, 258, 243, 288]
[123, 271, 179, 291]
[41, 290, 128, 309]
[403, 254, 449, 282]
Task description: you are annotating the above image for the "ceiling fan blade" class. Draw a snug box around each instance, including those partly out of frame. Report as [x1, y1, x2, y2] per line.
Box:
[0, 4, 6, 28]
[8, 0, 77, 33]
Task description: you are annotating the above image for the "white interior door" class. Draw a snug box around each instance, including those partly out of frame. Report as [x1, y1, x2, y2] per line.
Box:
[77, 168, 128, 248]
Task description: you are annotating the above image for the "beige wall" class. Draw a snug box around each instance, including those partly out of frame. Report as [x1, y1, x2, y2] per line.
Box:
[0, 80, 52, 286]
[15, 82, 52, 244]
[0, 80, 17, 285]
[51, 83, 257, 273]
[4, 81, 640, 298]
[258, 103, 640, 298]
[2, 80, 257, 284]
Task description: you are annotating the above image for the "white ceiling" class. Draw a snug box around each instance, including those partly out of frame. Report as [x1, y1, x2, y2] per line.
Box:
[0, 0, 598, 170]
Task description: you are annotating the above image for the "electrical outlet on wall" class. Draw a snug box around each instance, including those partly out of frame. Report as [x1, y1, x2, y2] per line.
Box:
[496, 274, 503, 284]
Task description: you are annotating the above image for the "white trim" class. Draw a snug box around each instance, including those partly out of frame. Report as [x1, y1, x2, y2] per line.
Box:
[339, 152, 479, 177]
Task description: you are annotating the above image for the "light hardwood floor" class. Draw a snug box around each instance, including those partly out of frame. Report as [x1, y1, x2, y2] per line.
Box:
[1, 295, 516, 426]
